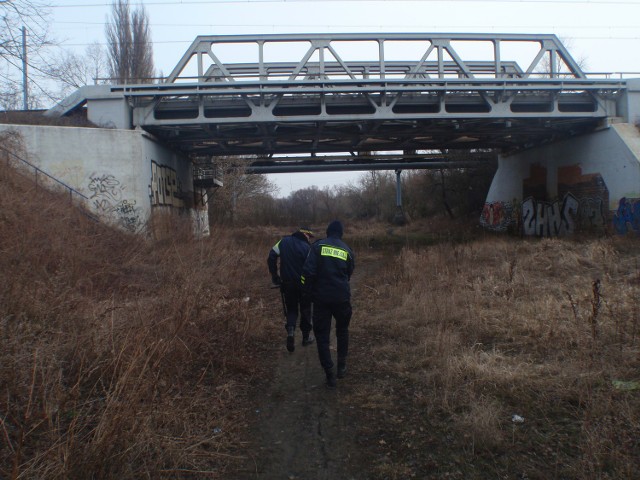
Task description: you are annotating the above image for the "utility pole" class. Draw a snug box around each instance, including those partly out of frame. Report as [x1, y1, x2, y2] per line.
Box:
[22, 26, 28, 110]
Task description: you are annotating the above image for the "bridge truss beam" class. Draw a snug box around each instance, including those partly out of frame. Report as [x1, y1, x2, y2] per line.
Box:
[122, 33, 624, 159]
[40, 31, 621, 172]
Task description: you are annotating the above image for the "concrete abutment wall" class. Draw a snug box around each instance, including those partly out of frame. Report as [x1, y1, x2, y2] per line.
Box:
[0, 123, 209, 236]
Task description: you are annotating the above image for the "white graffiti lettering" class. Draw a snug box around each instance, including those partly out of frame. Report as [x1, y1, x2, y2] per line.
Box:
[522, 193, 578, 237]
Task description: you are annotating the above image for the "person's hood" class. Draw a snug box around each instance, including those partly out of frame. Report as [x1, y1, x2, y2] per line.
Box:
[292, 230, 310, 243]
[326, 220, 343, 238]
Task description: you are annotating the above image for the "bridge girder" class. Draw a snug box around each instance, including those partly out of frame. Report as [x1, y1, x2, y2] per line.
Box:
[121, 33, 624, 160]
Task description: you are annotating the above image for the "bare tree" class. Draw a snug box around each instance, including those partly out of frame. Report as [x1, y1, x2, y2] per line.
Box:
[0, 82, 22, 110]
[105, 0, 154, 84]
[86, 42, 109, 84]
[536, 37, 588, 78]
[350, 170, 394, 219]
[49, 42, 108, 98]
[0, 0, 54, 109]
[208, 157, 278, 225]
[287, 186, 322, 225]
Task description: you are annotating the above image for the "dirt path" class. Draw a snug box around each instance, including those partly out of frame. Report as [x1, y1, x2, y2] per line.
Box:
[230, 343, 362, 479]
[228, 251, 385, 480]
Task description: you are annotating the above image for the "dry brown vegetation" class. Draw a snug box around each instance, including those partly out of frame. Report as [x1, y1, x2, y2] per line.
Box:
[0, 110, 98, 128]
[345, 228, 640, 479]
[2, 148, 640, 478]
[0, 160, 276, 478]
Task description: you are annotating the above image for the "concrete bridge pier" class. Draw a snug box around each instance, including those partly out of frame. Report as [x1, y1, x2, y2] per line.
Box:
[392, 169, 407, 225]
[481, 121, 640, 236]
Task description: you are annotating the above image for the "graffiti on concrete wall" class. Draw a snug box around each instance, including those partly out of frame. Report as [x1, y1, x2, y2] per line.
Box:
[483, 162, 625, 236]
[150, 161, 184, 208]
[112, 199, 143, 232]
[480, 201, 517, 232]
[88, 173, 142, 232]
[519, 164, 609, 236]
[88, 174, 142, 231]
[521, 194, 606, 237]
[88, 173, 122, 208]
[613, 197, 640, 234]
[577, 197, 606, 230]
[557, 165, 608, 228]
[522, 193, 579, 236]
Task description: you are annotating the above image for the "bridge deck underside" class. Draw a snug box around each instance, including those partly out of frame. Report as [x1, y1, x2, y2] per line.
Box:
[130, 82, 619, 158]
[140, 110, 605, 157]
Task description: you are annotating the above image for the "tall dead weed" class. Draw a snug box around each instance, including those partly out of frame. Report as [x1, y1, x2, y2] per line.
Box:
[0, 165, 272, 478]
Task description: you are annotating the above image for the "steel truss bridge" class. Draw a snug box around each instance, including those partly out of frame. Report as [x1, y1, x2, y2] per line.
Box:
[110, 33, 626, 173]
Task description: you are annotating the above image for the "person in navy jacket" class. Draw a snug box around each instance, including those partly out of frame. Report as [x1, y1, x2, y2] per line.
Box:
[301, 220, 355, 388]
[268, 227, 316, 352]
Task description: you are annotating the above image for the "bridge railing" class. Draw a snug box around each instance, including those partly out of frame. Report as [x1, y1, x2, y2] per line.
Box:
[0, 142, 99, 225]
[200, 60, 526, 82]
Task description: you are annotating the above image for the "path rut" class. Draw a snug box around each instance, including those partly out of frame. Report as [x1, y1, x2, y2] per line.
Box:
[228, 252, 384, 480]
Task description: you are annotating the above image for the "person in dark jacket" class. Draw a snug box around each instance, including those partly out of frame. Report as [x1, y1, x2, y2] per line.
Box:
[301, 220, 355, 389]
[268, 227, 315, 352]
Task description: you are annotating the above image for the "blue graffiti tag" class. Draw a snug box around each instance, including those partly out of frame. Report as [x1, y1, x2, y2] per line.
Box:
[613, 197, 640, 234]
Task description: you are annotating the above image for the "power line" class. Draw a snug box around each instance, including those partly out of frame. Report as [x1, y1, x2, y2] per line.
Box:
[53, 21, 640, 29]
[1, 54, 59, 105]
[48, 0, 640, 7]
[51, 34, 640, 49]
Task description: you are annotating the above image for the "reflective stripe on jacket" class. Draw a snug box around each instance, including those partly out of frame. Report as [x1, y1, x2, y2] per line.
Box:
[301, 235, 355, 304]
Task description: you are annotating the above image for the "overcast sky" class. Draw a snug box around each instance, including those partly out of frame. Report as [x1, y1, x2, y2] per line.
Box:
[46, 0, 640, 196]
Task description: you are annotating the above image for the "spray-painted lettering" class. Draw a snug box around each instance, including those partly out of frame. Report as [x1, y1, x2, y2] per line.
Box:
[88, 173, 142, 232]
[578, 197, 605, 230]
[480, 201, 515, 232]
[150, 161, 184, 207]
[88, 174, 122, 203]
[613, 197, 640, 234]
[522, 193, 578, 236]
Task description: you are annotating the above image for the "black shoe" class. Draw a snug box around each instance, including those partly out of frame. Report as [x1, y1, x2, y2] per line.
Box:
[337, 363, 347, 379]
[286, 327, 295, 353]
[325, 368, 337, 389]
[302, 334, 315, 346]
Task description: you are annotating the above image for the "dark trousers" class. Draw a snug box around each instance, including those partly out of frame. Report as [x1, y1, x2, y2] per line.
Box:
[312, 301, 352, 371]
[281, 282, 312, 335]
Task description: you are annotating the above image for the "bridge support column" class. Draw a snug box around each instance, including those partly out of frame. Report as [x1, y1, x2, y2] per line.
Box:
[393, 169, 407, 225]
[480, 123, 640, 236]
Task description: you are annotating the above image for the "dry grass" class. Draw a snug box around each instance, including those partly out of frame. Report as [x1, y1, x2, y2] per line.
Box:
[0, 158, 276, 478]
[349, 234, 640, 479]
[3, 134, 640, 479]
